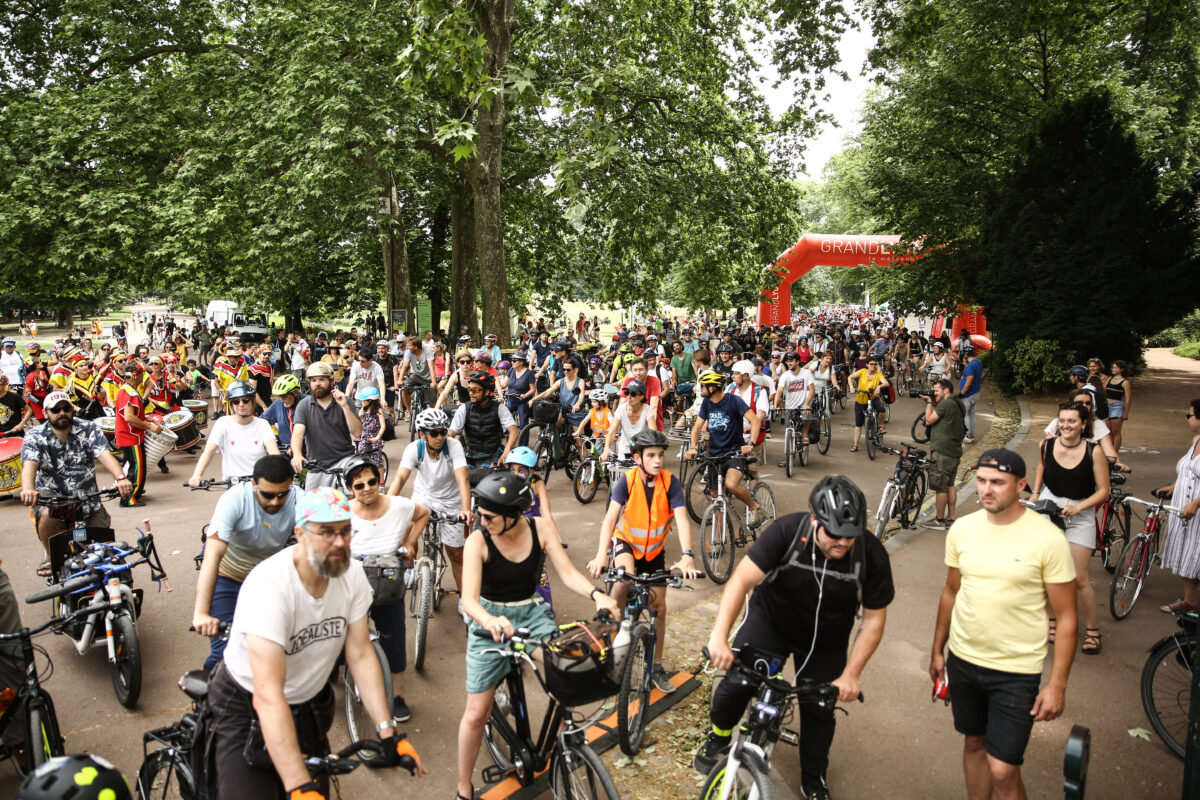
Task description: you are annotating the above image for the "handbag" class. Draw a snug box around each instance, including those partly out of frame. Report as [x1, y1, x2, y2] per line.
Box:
[361, 554, 406, 605]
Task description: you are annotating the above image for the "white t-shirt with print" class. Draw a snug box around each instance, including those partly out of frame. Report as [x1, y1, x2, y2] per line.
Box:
[777, 368, 815, 410]
[400, 436, 467, 512]
[223, 547, 372, 703]
[208, 416, 276, 480]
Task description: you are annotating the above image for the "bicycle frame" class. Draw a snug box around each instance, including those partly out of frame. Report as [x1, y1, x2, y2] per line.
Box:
[0, 630, 64, 765]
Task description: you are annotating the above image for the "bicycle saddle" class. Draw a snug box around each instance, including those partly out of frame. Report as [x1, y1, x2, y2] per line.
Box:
[179, 669, 211, 702]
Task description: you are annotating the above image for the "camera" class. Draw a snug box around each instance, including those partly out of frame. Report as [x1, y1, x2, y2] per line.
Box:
[910, 389, 935, 399]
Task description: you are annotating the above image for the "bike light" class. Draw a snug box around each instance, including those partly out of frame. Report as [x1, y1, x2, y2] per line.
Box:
[752, 701, 779, 718]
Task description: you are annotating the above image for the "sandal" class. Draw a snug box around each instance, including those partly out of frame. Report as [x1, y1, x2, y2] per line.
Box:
[850, 445, 859, 452]
[1083, 628, 1102, 655]
[455, 788, 475, 800]
[36, 559, 52, 578]
[1047, 618, 1056, 644]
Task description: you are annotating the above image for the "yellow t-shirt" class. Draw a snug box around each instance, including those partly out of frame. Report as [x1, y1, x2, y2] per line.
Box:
[945, 509, 1075, 674]
[852, 369, 885, 405]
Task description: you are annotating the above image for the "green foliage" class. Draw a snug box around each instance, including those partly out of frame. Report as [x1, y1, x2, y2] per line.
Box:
[1174, 341, 1200, 360]
[994, 337, 1076, 395]
[1148, 309, 1200, 347]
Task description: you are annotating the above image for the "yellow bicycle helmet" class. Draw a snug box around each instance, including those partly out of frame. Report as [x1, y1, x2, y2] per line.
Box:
[697, 369, 725, 388]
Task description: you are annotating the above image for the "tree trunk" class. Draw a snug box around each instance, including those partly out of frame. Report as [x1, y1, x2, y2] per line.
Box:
[428, 200, 451, 334]
[470, 0, 515, 346]
[381, 183, 415, 336]
[450, 182, 478, 340]
[285, 304, 302, 334]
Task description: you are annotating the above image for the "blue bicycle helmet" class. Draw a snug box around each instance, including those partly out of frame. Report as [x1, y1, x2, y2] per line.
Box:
[505, 446, 538, 468]
[355, 385, 381, 401]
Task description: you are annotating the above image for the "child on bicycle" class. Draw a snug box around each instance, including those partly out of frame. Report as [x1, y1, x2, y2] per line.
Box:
[504, 447, 560, 612]
[586, 429, 700, 693]
[574, 388, 614, 458]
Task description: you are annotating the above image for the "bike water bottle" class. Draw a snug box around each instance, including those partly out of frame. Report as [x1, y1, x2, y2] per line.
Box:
[611, 616, 633, 675]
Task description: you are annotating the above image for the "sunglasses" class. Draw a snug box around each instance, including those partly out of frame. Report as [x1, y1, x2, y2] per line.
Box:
[425, 429, 447, 437]
[626, 392, 644, 398]
[49, 405, 74, 414]
[256, 487, 289, 501]
[231, 397, 254, 405]
[1187, 412, 1196, 420]
[351, 478, 379, 490]
[477, 510, 501, 525]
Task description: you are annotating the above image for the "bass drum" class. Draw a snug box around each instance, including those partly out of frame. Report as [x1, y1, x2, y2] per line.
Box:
[182, 399, 209, 429]
[0, 435, 21, 496]
[165, 409, 202, 451]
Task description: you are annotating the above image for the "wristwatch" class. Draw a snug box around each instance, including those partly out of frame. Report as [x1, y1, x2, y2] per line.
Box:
[376, 717, 399, 734]
[589, 587, 602, 600]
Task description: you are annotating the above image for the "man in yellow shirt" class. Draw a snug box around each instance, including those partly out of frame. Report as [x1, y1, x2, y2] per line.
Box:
[930, 448, 1076, 800]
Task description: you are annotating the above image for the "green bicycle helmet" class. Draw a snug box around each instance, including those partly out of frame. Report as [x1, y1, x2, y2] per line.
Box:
[272, 374, 301, 396]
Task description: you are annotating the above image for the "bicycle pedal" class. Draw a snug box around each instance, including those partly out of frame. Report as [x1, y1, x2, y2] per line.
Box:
[779, 729, 799, 745]
[482, 765, 514, 783]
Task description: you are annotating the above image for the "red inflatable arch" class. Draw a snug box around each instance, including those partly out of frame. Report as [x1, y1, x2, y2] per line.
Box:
[758, 233, 901, 326]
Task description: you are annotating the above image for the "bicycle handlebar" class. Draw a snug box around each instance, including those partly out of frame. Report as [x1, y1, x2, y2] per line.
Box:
[184, 476, 253, 490]
[1123, 495, 1183, 515]
[602, 567, 705, 587]
[26, 569, 104, 603]
[701, 646, 858, 704]
[305, 737, 419, 776]
[1, 600, 123, 638]
[34, 488, 121, 506]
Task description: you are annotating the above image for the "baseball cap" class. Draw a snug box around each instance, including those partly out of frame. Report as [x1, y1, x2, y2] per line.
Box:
[624, 379, 647, 395]
[43, 391, 72, 411]
[975, 449, 1026, 479]
[296, 487, 352, 525]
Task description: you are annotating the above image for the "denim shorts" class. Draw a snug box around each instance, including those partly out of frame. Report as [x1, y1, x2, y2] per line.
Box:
[946, 650, 1041, 765]
[1107, 401, 1124, 419]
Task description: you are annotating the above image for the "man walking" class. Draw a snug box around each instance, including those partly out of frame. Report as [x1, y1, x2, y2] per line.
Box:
[921, 378, 966, 530]
[930, 449, 1077, 800]
[958, 345, 982, 443]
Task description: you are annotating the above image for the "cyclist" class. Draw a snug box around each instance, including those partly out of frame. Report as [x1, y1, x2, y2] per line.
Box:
[921, 341, 952, 383]
[505, 446, 561, 611]
[346, 455, 428, 723]
[189, 381, 280, 487]
[262, 374, 304, 454]
[695, 476, 893, 800]
[456, 472, 618, 800]
[448, 370, 518, 467]
[501, 350, 536, 440]
[574, 388, 614, 454]
[604, 378, 653, 459]
[435, 351, 476, 408]
[774, 351, 815, 466]
[196, 487, 423, 800]
[192, 454, 298, 671]
[388, 407, 473, 614]
[586, 429, 699, 692]
[848, 356, 888, 453]
[727, 360, 770, 456]
[712, 342, 736, 379]
[684, 369, 763, 527]
[289, 362, 362, 489]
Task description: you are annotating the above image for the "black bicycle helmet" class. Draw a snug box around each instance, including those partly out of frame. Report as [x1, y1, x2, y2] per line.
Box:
[341, 454, 381, 488]
[18, 754, 131, 800]
[717, 342, 734, 354]
[809, 475, 866, 538]
[630, 429, 669, 452]
[467, 370, 495, 394]
[472, 471, 533, 517]
[225, 380, 256, 401]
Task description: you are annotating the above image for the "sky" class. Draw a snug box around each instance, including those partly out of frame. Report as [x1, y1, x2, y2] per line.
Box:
[759, 21, 875, 181]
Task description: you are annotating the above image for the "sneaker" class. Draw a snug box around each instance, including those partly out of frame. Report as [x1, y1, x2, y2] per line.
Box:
[963, 436, 976, 444]
[803, 787, 832, 800]
[692, 731, 731, 774]
[921, 518, 948, 530]
[652, 665, 676, 694]
[1160, 598, 1199, 614]
[745, 508, 762, 529]
[392, 695, 412, 723]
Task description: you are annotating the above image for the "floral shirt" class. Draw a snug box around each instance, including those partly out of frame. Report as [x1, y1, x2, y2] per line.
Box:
[21, 418, 111, 518]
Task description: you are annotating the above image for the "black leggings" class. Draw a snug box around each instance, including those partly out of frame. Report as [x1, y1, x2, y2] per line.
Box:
[709, 611, 846, 792]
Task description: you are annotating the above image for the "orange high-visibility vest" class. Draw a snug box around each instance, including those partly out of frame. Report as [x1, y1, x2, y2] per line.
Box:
[615, 468, 674, 561]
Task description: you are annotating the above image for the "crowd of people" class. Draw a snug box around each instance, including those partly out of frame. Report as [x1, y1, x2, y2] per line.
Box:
[2, 302, 1196, 800]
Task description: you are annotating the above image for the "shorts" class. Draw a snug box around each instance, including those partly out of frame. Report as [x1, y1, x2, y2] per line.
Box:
[853, 398, 885, 427]
[611, 539, 666, 575]
[465, 596, 557, 693]
[928, 452, 960, 494]
[946, 650, 1041, 765]
[1039, 488, 1095, 549]
[1107, 401, 1124, 419]
[32, 503, 111, 528]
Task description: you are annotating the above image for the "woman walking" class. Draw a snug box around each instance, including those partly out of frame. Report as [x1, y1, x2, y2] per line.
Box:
[1158, 398, 1200, 613]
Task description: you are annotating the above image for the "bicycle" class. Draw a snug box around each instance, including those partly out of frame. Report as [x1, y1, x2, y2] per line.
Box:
[697, 643, 860, 800]
[1109, 490, 1181, 620]
[687, 453, 777, 584]
[601, 568, 699, 756]
[477, 625, 620, 799]
[780, 407, 829, 477]
[405, 380, 435, 441]
[410, 511, 461, 671]
[1140, 606, 1196, 760]
[1094, 467, 1132, 574]
[873, 442, 930, 539]
[520, 401, 582, 484]
[572, 438, 633, 505]
[863, 402, 885, 460]
[343, 622, 398, 765]
[0, 587, 123, 774]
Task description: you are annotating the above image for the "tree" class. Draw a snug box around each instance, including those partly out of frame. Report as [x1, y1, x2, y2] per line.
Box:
[971, 92, 1200, 389]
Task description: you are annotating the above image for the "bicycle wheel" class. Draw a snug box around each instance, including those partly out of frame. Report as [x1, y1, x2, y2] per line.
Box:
[699, 750, 774, 800]
[574, 458, 599, 504]
[1140, 630, 1194, 759]
[378, 450, 390, 485]
[900, 471, 928, 529]
[799, 435, 810, 467]
[838, 391, 846, 410]
[136, 747, 195, 800]
[564, 439, 581, 480]
[1102, 503, 1130, 574]
[412, 560, 434, 671]
[534, 439, 553, 484]
[617, 625, 653, 756]
[550, 739, 620, 800]
[911, 413, 930, 444]
[700, 503, 735, 584]
[685, 463, 714, 524]
[23, 698, 63, 774]
[344, 637, 394, 764]
[111, 612, 142, 708]
[752, 481, 777, 529]
[817, 409, 831, 455]
[865, 417, 878, 460]
[484, 697, 534, 785]
[874, 483, 898, 539]
[784, 427, 795, 478]
[884, 400, 892, 423]
[1109, 536, 1149, 620]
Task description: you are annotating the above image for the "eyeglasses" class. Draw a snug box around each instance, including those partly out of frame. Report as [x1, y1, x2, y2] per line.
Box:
[1059, 401, 1088, 412]
[351, 478, 379, 490]
[424, 429, 447, 437]
[626, 392, 644, 398]
[308, 528, 351, 542]
[256, 487, 289, 501]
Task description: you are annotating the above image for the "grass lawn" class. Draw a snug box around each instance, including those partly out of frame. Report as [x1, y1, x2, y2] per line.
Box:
[0, 308, 134, 349]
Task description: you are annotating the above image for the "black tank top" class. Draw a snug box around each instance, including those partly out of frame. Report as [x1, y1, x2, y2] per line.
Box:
[1105, 378, 1126, 401]
[1043, 439, 1096, 499]
[480, 519, 545, 602]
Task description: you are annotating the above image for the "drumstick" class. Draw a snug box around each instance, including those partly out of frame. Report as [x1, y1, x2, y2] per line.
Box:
[143, 518, 174, 592]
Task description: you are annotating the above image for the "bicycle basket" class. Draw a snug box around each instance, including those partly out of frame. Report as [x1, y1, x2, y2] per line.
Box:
[541, 620, 621, 706]
[360, 554, 407, 605]
[531, 400, 561, 424]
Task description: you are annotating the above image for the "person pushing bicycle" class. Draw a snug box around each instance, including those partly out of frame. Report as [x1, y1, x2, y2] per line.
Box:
[694, 475, 893, 800]
[586, 429, 701, 694]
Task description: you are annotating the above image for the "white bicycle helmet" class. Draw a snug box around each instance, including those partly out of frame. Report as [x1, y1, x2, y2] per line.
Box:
[415, 407, 450, 431]
[588, 388, 608, 403]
